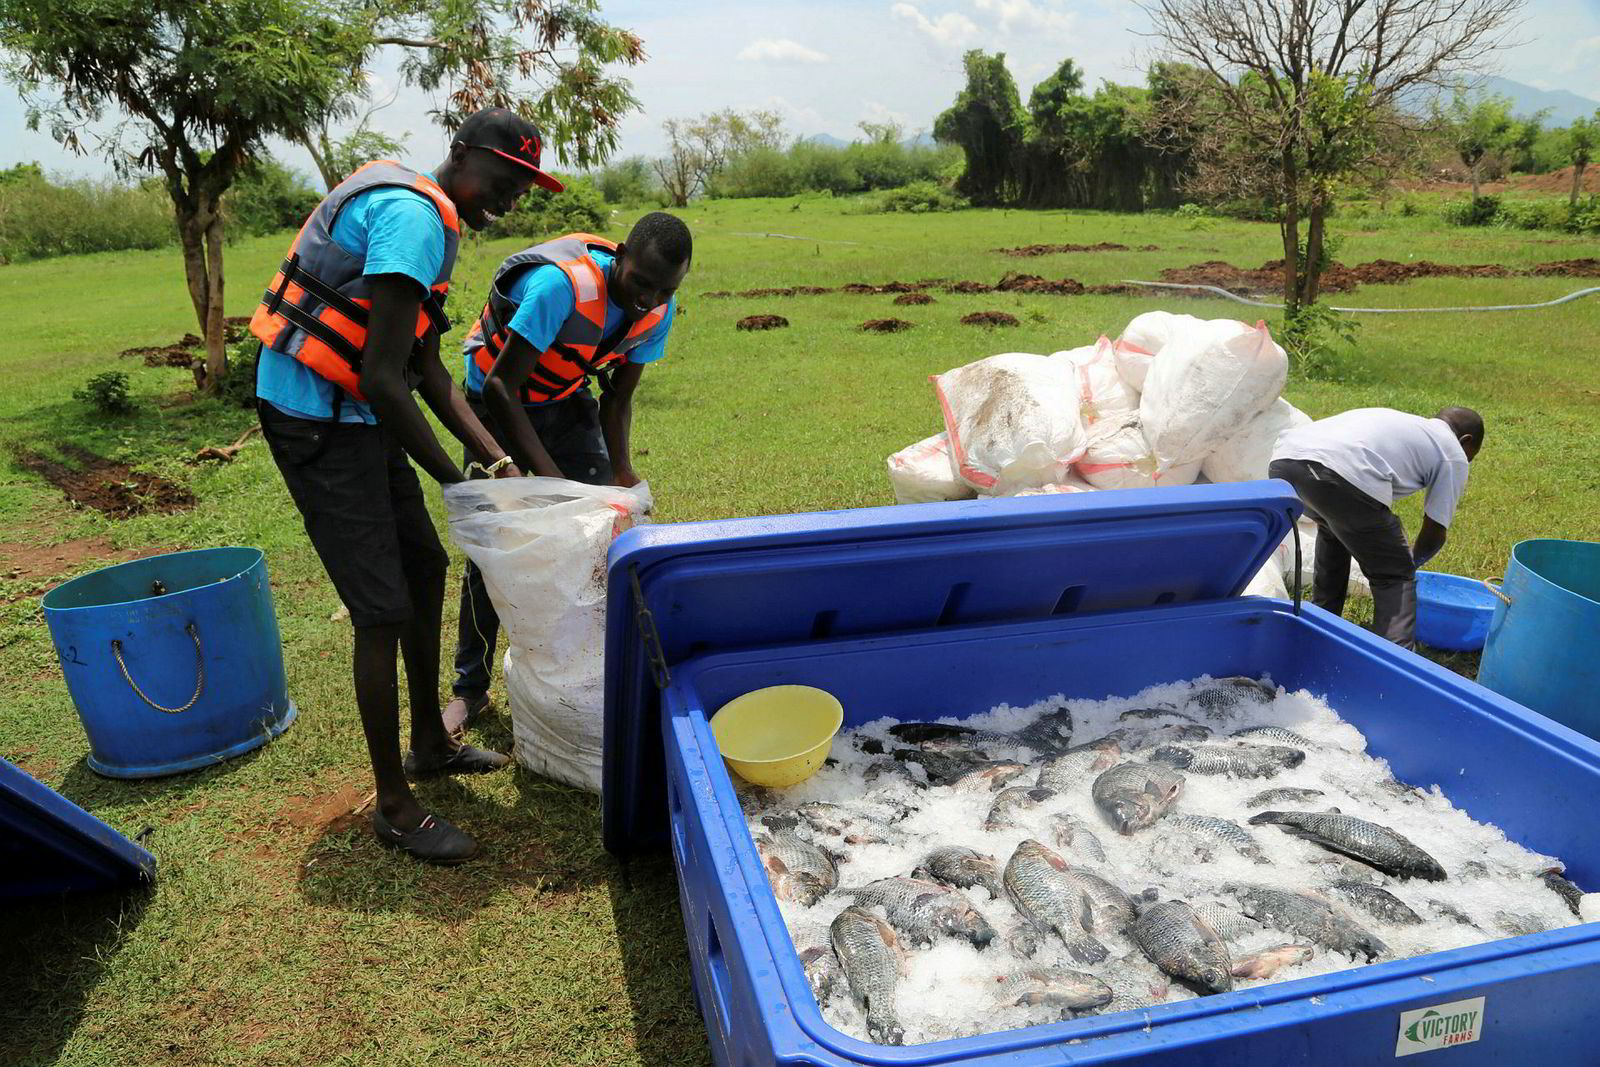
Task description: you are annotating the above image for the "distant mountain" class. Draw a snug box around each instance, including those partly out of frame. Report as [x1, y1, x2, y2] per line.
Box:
[801, 130, 939, 149]
[1478, 76, 1599, 125]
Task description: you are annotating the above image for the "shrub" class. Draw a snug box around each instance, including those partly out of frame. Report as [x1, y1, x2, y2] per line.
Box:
[1493, 198, 1570, 230]
[484, 173, 609, 240]
[73, 371, 134, 414]
[592, 156, 657, 204]
[1569, 197, 1600, 234]
[218, 340, 259, 408]
[1441, 195, 1501, 226]
[1279, 302, 1358, 381]
[0, 168, 174, 262]
[869, 180, 967, 213]
[711, 147, 800, 199]
[224, 157, 321, 237]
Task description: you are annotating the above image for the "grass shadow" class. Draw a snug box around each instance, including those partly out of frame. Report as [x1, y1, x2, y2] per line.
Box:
[54, 743, 272, 819]
[607, 850, 711, 1066]
[0, 885, 151, 1066]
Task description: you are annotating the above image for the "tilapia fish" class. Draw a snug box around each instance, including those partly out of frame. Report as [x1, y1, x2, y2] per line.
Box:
[1092, 761, 1185, 835]
[1093, 954, 1172, 1014]
[1192, 900, 1265, 944]
[1540, 868, 1584, 918]
[1329, 880, 1424, 925]
[1232, 943, 1314, 980]
[994, 966, 1113, 1018]
[1036, 740, 1123, 792]
[1050, 813, 1108, 863]
[839, 876, 996, 949]
[1151, 742, 1305, 779]
[770, 801, 905, 845]
[916, 845, 1004, 899]
[1118, 705, 1192, 723]
[1166, 814, 1268, 862]
[1247, 787, 1327, 808]
[831, 906, 906, 1045]
[1003, 839, 1109, 964]
[1227, 883, 1389, 961]
[1011, 705, 1076, 753]
[754, 828, 838, 906]
[985, 786, 1058, 830]
[1248, 810, 1447, 881]
[1187, 676, 1278, 719]
[948, 760, 1031, 794]
[1131, 900, 1233, 994]
[1494, 911, 1551, 937]
[892, 748, 1018, 787]
[1231, 725, 1314, 747]
[1060, 867, 1138, 934]
[799, 945, 844, 1001]
[889, 709, 1072, 761]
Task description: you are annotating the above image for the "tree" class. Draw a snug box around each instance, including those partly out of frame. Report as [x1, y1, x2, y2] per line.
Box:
[934, 50, 1028, 205]
[1142, 0, 1523, 316]
[1437, 90, 1521, 199]
[1566, 114, 1598, 206]
[1, 0, 363, 392]
[650, 109, 784, 205]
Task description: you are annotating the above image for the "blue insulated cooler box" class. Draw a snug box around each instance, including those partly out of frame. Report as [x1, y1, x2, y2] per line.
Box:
[1, 756, 155, 899]
[604, 483, 1600, 1066]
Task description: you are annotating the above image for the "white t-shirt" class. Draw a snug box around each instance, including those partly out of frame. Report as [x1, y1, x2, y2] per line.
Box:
[1272, 408, 1470, 527]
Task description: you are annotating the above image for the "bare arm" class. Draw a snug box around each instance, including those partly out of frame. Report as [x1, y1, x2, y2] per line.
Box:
[358, 275, 464, 485]
[599, 361, 644, 488]
[482, 333, 565, 479]
[413, 331, 518, 476]
[1412, 516, 1448, 568]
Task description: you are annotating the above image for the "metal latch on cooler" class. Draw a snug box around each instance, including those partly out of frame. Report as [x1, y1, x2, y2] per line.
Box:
[628, 564, 671, 689]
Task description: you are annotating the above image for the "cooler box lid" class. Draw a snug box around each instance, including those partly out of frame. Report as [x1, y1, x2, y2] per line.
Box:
[603, 481, 1301, 855]
[1, 757, 156, 897]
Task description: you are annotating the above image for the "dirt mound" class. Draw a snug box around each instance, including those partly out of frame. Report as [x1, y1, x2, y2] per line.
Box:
[794, 285, 834, 295]
[736, 315, 789, 331]
[944, 280, 995, 294]
[1528, 258, 1600, 276]
[996, 272, 1086, 295]
[702, 290, 733, 298]
[15, 443, 196, 517]
[1154, 257, 1556, 295]
[960, 311, 1020, 328]
[860, 318, 915, 333]
[119, 318, 254, 368]
[1085, 283, 1145, 296]
[739, 286, 798, 298]
[995, 242, 1131, 257]
[893, 293, 936, 306]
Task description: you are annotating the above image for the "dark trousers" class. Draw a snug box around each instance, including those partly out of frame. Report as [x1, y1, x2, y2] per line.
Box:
[1269, 458, 1418, 649]
[453, 388, 613, 698]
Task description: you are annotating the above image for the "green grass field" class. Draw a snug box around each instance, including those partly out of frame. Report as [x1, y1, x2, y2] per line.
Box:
[0, 195, 1596, 1066]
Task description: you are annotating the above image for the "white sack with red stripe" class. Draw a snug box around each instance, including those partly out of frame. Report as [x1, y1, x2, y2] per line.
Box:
[1075, 415, 1200, 490]
[1114, 311, 1202, 391]
[1201, 398, 1312, 484]
[1050, 336, 1139, 427]
[886, 432, 975, 505]
[932, 352, 1088, 494]
[1007, 472, 1096, 496]
[443, 476, 652, 792]
[1139, 319, 1288, 471]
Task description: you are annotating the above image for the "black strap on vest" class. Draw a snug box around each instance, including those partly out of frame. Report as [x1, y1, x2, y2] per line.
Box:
[263, 255, 448, 373]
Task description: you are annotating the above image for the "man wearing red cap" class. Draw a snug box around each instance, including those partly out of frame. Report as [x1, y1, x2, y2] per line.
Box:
[251, 108, 566, 864]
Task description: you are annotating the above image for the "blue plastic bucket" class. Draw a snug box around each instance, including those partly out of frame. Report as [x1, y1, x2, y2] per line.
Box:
[1478, 539, 1600, 732]
[1415, 570, 1497, 651]
[42, 547, 296, 778]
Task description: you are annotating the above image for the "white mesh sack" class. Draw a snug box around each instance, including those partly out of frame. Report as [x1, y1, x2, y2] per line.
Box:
[886, 432, 975, 505]
[1074, 415, 1201, 490]
[1140, 319, 1287, 471]
[1050, 336, 1139, 428]
[1201, 398, 1312, 484]
[932, 352, 1088, 494]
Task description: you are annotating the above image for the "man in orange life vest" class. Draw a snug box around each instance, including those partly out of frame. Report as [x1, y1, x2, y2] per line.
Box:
[443, 214, 692, 733]
[252, 109, 563, 864]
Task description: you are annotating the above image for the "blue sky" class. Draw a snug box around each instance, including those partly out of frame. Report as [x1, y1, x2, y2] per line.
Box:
[4, 0, 1598, 181]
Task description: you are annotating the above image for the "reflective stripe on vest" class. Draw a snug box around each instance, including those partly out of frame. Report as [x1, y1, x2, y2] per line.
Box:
[249, 160, 461, 403]
[463, 233, 670, 404]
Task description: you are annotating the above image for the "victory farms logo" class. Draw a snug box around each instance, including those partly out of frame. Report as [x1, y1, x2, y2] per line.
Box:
[1395, 997, 1486, 1057]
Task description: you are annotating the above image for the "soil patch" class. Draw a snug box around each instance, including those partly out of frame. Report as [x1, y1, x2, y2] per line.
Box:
[278, 783, 370, 831]
[0, 534, 168, 584]
[994, 242, 1133, 256]
[1528, 258, 1600, 276]
[996, 272, 1086, 295]
[944, 280, 995, 294]
[1156, 256, 1600, 297]
[893, 293, 936, 306]
[702, 290, 733, 298]
[736, 314, 789, 331]
[960, 311, 1020, 328]
[120, 317, 254, 367]
[13, 443, 196, 518]
[860, 319, 916, 333]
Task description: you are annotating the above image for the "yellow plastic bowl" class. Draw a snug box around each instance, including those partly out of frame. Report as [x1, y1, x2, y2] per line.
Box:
[709, 685, 843, 788]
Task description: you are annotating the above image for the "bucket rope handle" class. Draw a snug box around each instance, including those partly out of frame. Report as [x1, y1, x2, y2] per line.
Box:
[112, 622, 205, 714]
[1481, 576, 1512, 607]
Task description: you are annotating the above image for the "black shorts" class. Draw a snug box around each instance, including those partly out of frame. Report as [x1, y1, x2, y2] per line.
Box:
[258, 401, 449, 628]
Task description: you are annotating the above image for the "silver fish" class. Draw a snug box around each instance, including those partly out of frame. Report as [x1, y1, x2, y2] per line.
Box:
[792, 801, 903, 845]
[1428, 900, 1477, 927]
[863, 758, 918, 788]
[1232, 943, 1315, 980]
[1002, 839, 1109, 965]
[994, 966, 1112, 1019]
[799, 945, 844, 1002]
[985, 785, 1058, 831]
[1091, 954, 1172, 1014]
[920, 733, 1035, 763]
[754, 828, 838, 906]
[1036, 740, 1123, 792]
[1192, 901, 1266, 945]
[1122, 724, 1213, 750]
[1227, 883, 1389, 960]
[1118, 705, 1191, 723]
[1050, 813, 1108, 863]
[839, 877, 996, 950]
[915, 846, 1004, 900]
[1328, 880, 1424, 925]
[949, 760, 1032, 794]
[831, 906, 905, 1045]
[1167, 815, 1267, 862]
[1131, 900, 1233, 994]
[1151, 742, 1305, 779]
[1092, 761, 1185, 835]
[1540, 868, 1584, 918]
[890, 747, 992, 786]
[1231, 725, 1314, 747]
[1188, 676, 1278, 719]
[1247, 810, 1447, 881]
[1012, 705, 1076, 754]
[1494, 911, 1551, 937]
[1061, 868, 1138, 934]
[1246, 787, 1327, 807]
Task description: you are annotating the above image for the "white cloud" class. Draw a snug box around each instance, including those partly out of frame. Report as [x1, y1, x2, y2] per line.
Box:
[891, 3, 981, 47]
[860, 100, 914, 131]
[737, 37, 830, 65]
[973, 0, 1077, 36]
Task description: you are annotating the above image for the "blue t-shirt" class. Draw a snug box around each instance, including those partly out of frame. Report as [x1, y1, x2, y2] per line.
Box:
[256, 179, 447, 423]
[463, 248, 674, 403]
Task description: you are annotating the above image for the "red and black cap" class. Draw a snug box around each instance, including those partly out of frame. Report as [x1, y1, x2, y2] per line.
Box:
[454, 108, 565, 192]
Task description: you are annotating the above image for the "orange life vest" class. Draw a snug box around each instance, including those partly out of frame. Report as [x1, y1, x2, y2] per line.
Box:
[463, 234, 670, 404]
[250, 161, 460, 403]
